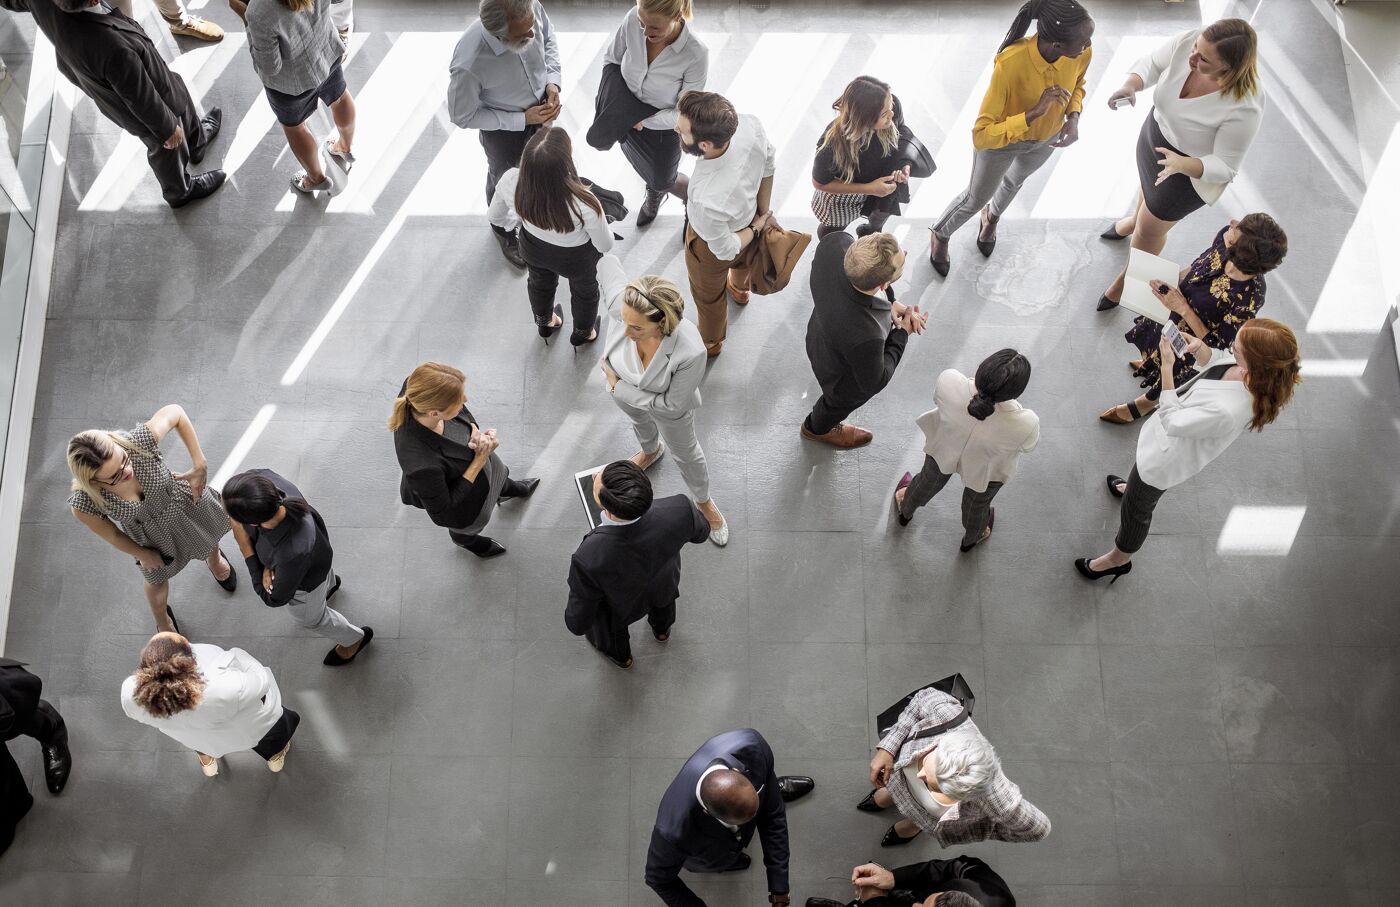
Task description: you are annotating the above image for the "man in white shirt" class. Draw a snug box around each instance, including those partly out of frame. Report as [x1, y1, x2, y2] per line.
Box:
[447, 0, 562, 266]
[677, 90, 776, 357]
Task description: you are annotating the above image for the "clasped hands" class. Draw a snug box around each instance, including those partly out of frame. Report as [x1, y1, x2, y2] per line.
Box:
[526, 84, 563, 126]
[467, 425, 500, 461]
[891, 302, 928, 335]
[865, 165, 912, 198]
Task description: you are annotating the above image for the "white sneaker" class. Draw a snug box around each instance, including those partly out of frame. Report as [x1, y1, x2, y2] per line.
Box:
[709, 514, 729, 547]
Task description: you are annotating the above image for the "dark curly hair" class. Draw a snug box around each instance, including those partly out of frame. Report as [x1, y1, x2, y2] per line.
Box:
[131, 633, 205, 719]
[1228, 213, 1287, 276]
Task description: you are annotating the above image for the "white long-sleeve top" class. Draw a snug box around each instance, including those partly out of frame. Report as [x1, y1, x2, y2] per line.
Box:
[686, 114, 776, 262]
[1131, 29, 1265, 204]
[120, 644, 283, 758]
[1135, 353, 1254, 490]
[598, 255, 707, 418]
[446, 1, 562, 132]
[602, 6, 709, 131]
[487, 168, 615, 251]
[915, 369, 1041, 493]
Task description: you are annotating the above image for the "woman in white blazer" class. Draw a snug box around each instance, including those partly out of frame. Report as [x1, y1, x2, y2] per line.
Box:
[597, 255, 728, 546]
[1095, 18, 1264, 311]
[1076, 318, 1300, 582]
[120, 633, 299, 777]
[894, 350, 1039, 552]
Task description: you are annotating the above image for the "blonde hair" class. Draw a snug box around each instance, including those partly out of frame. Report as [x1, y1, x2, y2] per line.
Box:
[67, 430, 146, 515]
[1202, 18, 1259, 101]
[623, 275, 685, 337]
[818, 76, 899, 183]
[844, 233, 902, 291]
[388, 362, 467, 432]
[640, 0, 693, 20]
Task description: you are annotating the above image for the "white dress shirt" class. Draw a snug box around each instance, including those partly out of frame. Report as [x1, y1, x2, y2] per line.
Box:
[598, 255, 708, 418]
[487, 168, 616, 251]
[915, 369, 1041, 493]
[1131, 29, 1265, 204]
[120, 644, 283, 758]
[1135, 353, 1253, 490]
[686, 114, 776, 261]
[603, 6, 709, 131]
[447, 1, 562, 132]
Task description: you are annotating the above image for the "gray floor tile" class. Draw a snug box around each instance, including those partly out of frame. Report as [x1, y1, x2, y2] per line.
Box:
[1100, 645, 1227, 763]
[510, 638, 635, 757]
[1215, 645, 1351, 764]
[506, 756, 630, 882]
[1111, 762, 1242, 886]
[983, 644, 1108, 763]
[1230, 762, 1367, 888]
[747, 531, 865, 643]
[749, 643, 868, 760]
[1330, 647, 1400, 763]
[386, 755, 511, 880]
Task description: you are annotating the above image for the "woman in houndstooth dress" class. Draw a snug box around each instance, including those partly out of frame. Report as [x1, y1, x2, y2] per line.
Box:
[66, 405, 235, 634]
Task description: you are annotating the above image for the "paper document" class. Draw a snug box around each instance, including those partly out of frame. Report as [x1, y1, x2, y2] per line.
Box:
[1120, 247, 1179, 325]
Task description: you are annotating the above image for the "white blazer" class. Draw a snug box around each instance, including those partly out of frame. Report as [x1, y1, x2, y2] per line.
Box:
[1135, 351, 1253, 490]
[599, 255, 707, 420]
[915, 369, 1040, 493]
[120, 643, 283, 758]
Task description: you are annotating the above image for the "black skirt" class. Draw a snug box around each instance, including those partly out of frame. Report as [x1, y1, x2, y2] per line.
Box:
[1136, 110, 1205, 222]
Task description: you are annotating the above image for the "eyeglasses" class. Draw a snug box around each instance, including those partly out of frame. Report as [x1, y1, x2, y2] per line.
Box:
[97, 451, 130, 487]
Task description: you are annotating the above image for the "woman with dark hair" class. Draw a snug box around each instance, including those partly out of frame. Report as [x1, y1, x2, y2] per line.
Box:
[1096, 18, 1265, 310]
[120, 632, 300, 777]
[489, 127, 614, 346]
[1077, 319, 1301, 581]
[1102, 213, 1286, 423]
[929, 0, 1094, 276]
[224, 469, 372, 667]
[893, 351, 1040, 552]
[811, 76, 927, 239]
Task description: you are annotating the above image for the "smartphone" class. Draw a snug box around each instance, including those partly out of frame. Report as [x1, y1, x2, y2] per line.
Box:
[1110, 96, 1132, 110]
[1163, 322, 1190, 356]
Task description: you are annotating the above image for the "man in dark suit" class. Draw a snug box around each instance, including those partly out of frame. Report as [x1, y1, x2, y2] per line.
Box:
[805, 856, 1015, 907]
[566, 461, 709, 669]
[1, 658, 72, 856]
[646, 728, 816, 907]
[800, 231, 926, 449]
[0, 0, 225, 208]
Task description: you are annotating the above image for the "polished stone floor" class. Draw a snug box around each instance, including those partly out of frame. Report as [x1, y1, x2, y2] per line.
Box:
[3, 1, 1399, 905]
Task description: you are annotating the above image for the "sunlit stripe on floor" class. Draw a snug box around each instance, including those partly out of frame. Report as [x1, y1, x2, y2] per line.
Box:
[77, 35, 245, 212]
[1216, 505, 1306, 556]
[726, 33, 852, 158]
[210, 403, 276, 490]
[290, 690, 349, 756]
[1300, 358, 1369, 377]
[902, 57, 998, 219]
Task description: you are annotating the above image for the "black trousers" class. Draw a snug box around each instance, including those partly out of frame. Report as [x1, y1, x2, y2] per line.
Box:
[805, 390, 870, 436]
[480, 125, 540, 203]
[899, 456, 1002, 548]
[519, 230, 602, 340]
[584, 600, 676, 663]
[1115, 465, 1166, 554]
[0, 698, 64, 856]
[144, 102, 214, 204]
[620, 127, 682, 193]
[251, 707, 300, 760]
[446, 475, 531, 550]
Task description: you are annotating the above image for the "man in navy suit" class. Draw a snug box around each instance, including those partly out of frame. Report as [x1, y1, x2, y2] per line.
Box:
[646, 728, 816, 907]
[1, 658, 72, 855]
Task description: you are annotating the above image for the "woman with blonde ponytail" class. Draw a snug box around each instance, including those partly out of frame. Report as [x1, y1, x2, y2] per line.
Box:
[67, 405, 235, 634]
[390, 362, 539, 558]
[120, 632, 300, 777]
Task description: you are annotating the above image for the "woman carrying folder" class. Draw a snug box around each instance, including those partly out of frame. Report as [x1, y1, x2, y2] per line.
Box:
[1100, 214, 1285, 424]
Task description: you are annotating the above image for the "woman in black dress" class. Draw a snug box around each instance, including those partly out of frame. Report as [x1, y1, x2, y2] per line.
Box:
[1101, 213, 1285, 424]
[389, 362, 538, 558]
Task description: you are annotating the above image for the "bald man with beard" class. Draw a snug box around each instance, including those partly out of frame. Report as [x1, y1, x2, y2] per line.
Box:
[646, 728, 815, 907]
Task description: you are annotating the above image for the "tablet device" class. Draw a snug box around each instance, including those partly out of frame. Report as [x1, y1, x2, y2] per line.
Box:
[574, 465, 608, 530]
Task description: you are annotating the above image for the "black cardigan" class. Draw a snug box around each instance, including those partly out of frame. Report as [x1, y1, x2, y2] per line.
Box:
[393, 405, 493, 531]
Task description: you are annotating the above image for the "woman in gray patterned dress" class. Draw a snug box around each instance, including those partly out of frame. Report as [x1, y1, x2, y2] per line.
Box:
[67, 405, 235, 633]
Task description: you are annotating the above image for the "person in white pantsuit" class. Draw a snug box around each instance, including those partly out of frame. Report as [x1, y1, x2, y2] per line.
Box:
[597, 254, 729, 546]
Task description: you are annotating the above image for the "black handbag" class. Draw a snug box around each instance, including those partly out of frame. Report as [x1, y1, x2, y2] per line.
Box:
[894, 127, 937, 180]
[876, 673, 975, 743]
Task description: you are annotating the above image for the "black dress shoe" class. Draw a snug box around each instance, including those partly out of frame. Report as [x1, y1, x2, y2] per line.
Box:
[453, 536, 507, 558]
[169, 169, 225, 209]
[493, 228, 527, 269]
[1105, 474, 1127, 499]
[1096, 295, 1119, 311]
[214, 552, 236, 592]
[500, 477, 540, 501]
[856, 788, 887, 812]
[722, 852, 752, 872]
[777, 775, 815, 802]
[189, 107, 223, 164]
[323, 626, 373, 666]
[43, 736, 72, 795]
[637, 188, 666, 226]
[880, 824, 921, 847]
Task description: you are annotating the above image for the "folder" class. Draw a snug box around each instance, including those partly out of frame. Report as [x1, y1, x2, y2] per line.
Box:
[1120, 247, 1180, 325]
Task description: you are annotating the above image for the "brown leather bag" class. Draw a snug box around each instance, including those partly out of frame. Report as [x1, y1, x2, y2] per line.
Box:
[741, 224, 812, 296]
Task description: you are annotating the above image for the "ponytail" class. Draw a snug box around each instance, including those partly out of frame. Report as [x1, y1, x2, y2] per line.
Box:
[388, 362, 467, 432]
[998, 1, 1038, 54]
[967, 349, 1033, 421]
[387, 395, 412, 432]
[967, 393, 998, 421]
[998, 0, 1092, 55]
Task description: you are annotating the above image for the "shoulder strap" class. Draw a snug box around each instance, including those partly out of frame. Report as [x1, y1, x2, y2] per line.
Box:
[905, 706, 971, 744]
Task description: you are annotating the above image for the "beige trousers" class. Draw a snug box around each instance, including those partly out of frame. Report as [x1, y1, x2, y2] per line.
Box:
[111, 0, 188, 24]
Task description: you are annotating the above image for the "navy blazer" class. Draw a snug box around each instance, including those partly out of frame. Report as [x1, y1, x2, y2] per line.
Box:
[646, 729, 789, 907]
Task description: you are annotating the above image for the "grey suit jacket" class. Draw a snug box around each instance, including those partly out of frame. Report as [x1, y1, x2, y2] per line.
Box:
[599, 255, 707, 420]
[246, 0, 343, 95]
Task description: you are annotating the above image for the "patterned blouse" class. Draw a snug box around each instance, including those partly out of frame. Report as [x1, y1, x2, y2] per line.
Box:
[1125, 226, 1266, 398]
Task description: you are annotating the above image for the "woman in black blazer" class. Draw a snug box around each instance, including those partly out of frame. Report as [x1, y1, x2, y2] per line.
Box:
[389, 362, 538, 558]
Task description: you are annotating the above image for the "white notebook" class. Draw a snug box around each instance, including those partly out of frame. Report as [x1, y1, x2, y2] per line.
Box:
[1120, 247, 1180, 325]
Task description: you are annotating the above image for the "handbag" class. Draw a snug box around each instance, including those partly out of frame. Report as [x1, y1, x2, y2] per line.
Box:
[894, 126, 937, 180]
[876, 673, 975, 743]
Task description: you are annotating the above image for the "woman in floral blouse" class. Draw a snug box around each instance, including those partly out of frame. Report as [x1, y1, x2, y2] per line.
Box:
[1101, 213, 1287, 424]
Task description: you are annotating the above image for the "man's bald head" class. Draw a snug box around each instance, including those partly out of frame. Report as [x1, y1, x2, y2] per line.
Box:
[699, 769, 759, 825]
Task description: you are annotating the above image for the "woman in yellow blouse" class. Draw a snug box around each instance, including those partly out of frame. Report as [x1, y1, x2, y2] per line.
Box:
[929, 0, 1094, 276]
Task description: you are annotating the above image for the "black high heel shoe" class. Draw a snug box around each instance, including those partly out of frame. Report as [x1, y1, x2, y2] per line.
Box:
[1099, 222, 1130, 241]
[1105, 475, 1127, 499]
[570, 315, 601, 351]
[880, 824, 921, 847]
[1096, 295, 1120, 312]
[1074, 557, 1132, 584]
[539, 304, 563, 344]
[856, 789, 887, 812]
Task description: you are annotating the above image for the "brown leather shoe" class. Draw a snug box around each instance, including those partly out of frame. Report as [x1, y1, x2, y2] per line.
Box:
[800, 421, 873, 449]
[706, 341, 723, 358]
[726, 276, 751, 305]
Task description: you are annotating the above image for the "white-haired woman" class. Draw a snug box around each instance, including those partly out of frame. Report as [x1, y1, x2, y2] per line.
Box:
[67, 405, 235, 634]
[859, 687, 1051, 847]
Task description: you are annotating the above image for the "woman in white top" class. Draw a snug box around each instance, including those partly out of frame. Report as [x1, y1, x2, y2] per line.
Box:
[1095, 18, 1265, 311]
[120, 633, 299, 777]
[488, 127, 614, 347]
[1076, 318, 1301, 582]
[596, 255, 729, 546]
[894, 350, 1040, 552]
[602, 0, 708, 225]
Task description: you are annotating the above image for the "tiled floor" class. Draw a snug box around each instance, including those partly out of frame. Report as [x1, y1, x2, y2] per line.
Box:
[4, 1, 1399, 905]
